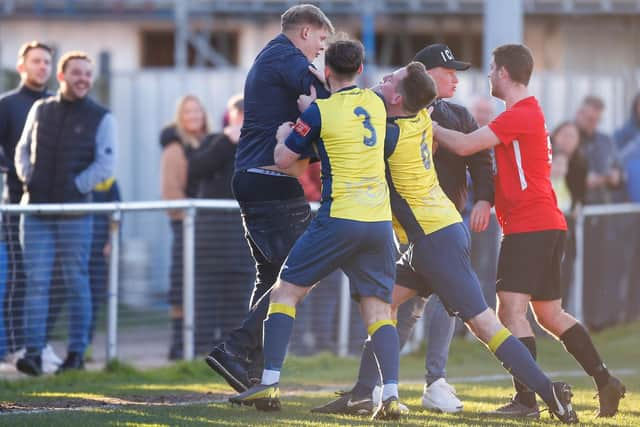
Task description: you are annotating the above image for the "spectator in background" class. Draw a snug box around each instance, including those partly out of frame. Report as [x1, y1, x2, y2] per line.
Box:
[0, 41, 53, 361]
[469, 96, 495, 128]
[575, 97, 629, 332]
[14, 51, 116, 375]
[189, 94, 243, 200]
[550, 121, 582, 212]
[43, 177, 122, 361]
[189, 94, 243, 352]
[549, 121, 584, 305]
[574, 96, 623, 204]
[614, 93, 640, 202]
[160, 94, 211, 360]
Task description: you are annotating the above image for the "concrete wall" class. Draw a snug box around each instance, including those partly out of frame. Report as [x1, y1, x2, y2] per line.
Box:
[2, 15, 640, 73]
[0, 20, 141, 72]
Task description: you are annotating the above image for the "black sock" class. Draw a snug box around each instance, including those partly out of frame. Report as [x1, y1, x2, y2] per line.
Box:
[560, 323, 610, 390]
[513, 336, 537, 408]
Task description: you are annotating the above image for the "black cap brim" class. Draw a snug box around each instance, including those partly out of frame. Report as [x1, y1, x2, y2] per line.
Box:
[442, 60, 471, 71]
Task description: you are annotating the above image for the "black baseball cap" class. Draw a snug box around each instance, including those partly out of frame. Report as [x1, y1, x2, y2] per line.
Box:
[413, 44, 471, 71]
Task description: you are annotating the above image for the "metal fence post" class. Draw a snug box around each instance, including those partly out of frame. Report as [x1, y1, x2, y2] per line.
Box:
[571, 209, 585, 324]
[337, 271, 351, 357]
[107, 210, 121, 361]
[182, 207, 196, 361]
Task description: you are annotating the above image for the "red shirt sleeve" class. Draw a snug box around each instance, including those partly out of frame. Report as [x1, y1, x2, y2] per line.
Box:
[488, 107, 526, 146]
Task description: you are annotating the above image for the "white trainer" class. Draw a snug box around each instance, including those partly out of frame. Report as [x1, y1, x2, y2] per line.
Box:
[372, 385, 410, 414]
[42, 343, 63, 374]
[421, 378, 463, 413]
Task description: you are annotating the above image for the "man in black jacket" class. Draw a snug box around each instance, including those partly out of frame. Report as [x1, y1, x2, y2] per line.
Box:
[404, 44, 494, 413]
[0, 41, 53, 358]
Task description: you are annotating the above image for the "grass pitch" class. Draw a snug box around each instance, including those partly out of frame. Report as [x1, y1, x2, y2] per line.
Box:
[0, 321, 638, 426]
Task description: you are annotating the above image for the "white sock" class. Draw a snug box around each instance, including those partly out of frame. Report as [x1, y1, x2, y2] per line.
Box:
[261, 369, 280, 385]
[382, 383, 399, 401]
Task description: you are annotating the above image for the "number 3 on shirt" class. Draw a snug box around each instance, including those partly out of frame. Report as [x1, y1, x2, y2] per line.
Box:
[354, 107, 377, 147]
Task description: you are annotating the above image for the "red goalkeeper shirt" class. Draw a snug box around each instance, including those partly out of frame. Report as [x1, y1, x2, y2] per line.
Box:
[487, 96, 567, 235]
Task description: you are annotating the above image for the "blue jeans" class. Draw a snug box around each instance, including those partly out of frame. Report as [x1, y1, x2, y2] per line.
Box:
[21, 214, 93, 356]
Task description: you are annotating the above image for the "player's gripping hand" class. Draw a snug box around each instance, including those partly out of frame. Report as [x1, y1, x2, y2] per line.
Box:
[298, 85, 317, 113]
[470, 200, 491, 232]
[308, 65, 328, 90]
[276, 121, 295, 145]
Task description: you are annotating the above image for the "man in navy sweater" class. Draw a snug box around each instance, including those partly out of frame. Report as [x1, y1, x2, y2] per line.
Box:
[0, 41, 53, 357]
[205, 4, 333, 392]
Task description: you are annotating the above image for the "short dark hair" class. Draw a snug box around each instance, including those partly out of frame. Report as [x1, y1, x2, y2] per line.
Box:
[581, 95, 605, 111]
[325, 39, 364, 80]
[492, 44, 534, 86]
[398, 62, 437, 114]
[281, 4, 334, 34]
[57, 51, 92, 74]
[18, 41, 53, 62]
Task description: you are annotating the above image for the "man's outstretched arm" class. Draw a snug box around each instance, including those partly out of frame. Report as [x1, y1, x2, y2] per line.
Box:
[434, 125, 501, 157]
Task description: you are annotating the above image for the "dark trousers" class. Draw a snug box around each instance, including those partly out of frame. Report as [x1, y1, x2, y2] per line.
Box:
[226, 197, 311, 360]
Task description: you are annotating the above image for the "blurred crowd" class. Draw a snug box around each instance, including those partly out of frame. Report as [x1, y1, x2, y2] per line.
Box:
[1, 37, 640, 375]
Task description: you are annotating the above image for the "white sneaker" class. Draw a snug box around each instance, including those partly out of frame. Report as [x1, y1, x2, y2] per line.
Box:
[372, 385, 410, 414]
[42, 344, 62, 374]
[422, 378, 463, 413]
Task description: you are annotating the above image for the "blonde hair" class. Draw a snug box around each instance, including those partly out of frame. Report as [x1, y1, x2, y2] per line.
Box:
[281, 4, 334, 34]
[173, 95, 210, 148]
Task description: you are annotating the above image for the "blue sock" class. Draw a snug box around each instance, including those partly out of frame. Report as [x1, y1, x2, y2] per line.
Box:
[352, 338, 379, 398]
[369, 321, 400, 397]
[489, 328, 553, 405]
[262, 302, 296, 376]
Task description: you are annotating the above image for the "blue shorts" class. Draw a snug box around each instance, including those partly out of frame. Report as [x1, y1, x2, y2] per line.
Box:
[395, 222, 488, 321]
[280, 216, 396, 303]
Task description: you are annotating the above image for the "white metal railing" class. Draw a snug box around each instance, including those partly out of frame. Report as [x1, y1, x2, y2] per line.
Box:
[569, 202, 640, 323]
[0, 199, 336, 362]
[2, 200, 637, 363]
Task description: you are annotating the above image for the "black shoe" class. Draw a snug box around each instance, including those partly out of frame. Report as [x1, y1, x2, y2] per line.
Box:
[56, 352, 85, 374]
[311, 390, 374, 415]
[595, 375, 626, 417]
[16, 355, 42, 377]
[371, 396, 402, 421]
[229, 383, 281, 412]
[488, 398, 540, 419]
[205, 343, 251, 392]
[548, 382, 579, 424]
